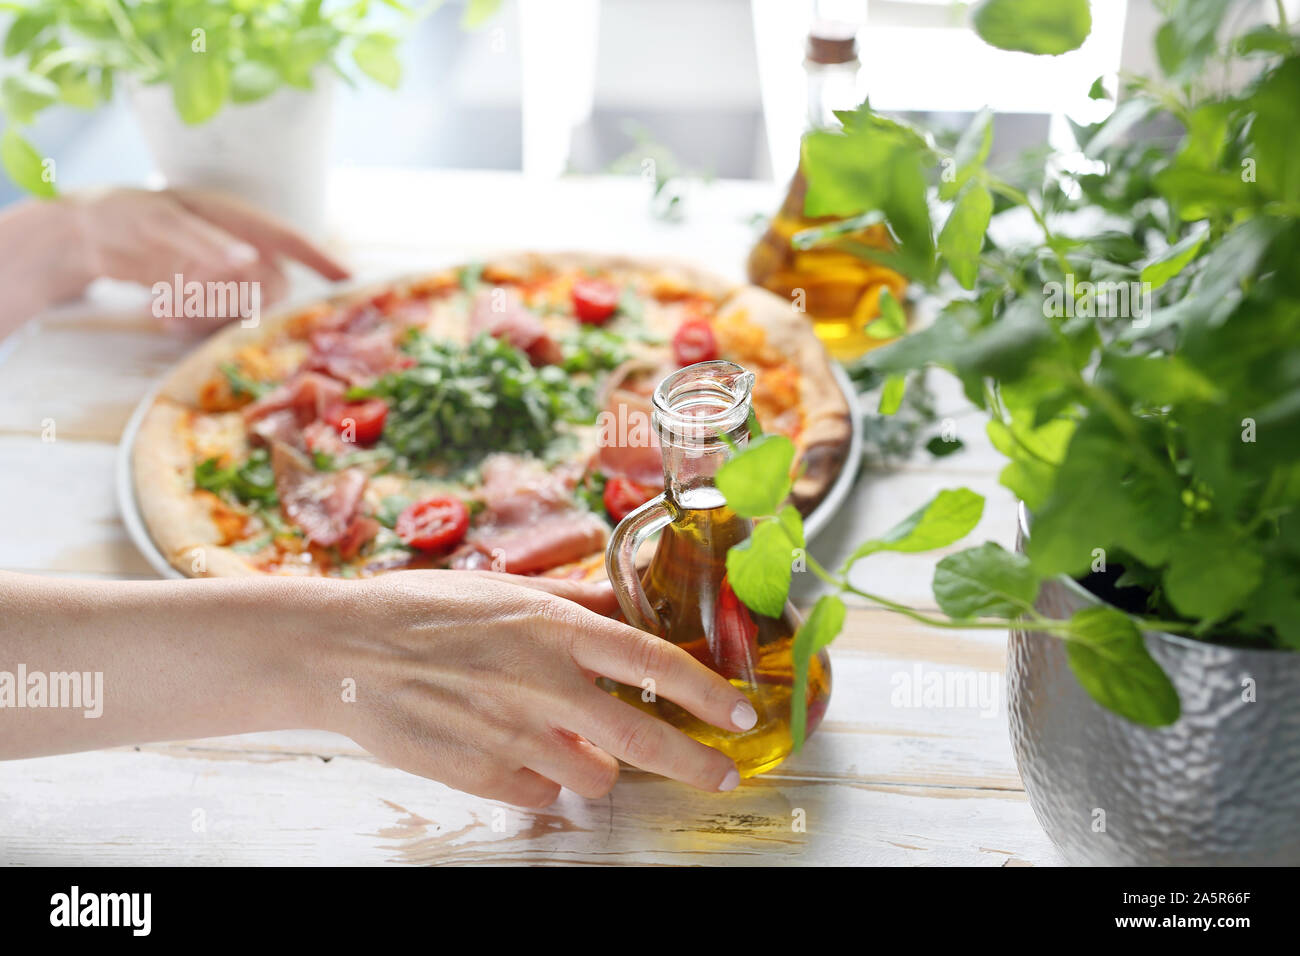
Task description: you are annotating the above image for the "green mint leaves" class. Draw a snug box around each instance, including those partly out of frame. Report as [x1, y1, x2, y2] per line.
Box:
[0, 127, 54, 197]
[877, 374, 906, 415]
[352, 34, 403, 90]
[781, 0, 1300, 728]
[718, 437, 801, 618]
[865, 288, 908, 340]
[801, 106, 938, 283]
[937, 183, 992, 290]
[1063, 606, 1180, 727]
[841, 488, 984, 570]
[725, 520, 795, 619]
[716, 435, 795, 517]
[971, 0, 1093, 56]
[933, 543, 1039, 619]
[790, 595, 845, 751]
[173, 48, 229, 125]
[714, 1, 1300, 737]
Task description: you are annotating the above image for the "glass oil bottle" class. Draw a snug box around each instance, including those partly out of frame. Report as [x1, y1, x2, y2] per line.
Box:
[746, 18, 908, 360]
[605, 361, 832, 778]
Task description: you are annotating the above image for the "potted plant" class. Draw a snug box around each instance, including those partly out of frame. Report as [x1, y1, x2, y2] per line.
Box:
[0, 1, 499, 230]
[716, 0, 1300, 864]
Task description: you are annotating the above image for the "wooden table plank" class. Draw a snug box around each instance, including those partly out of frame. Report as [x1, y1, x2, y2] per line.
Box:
[0, 745, 1059, 866]
[0, 436, 154, 577]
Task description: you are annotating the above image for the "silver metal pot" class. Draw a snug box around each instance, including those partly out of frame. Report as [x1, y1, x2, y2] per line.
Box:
[1009, 503, 1300, 865]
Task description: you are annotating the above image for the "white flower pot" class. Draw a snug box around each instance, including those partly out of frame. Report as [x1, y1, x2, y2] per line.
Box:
[129, 74, 335, 235]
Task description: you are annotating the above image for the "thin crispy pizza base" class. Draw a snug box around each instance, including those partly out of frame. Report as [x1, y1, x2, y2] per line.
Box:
[133, 398, 261, 576]
[131, 253, 852, 578]
[713, 286, 854, 514]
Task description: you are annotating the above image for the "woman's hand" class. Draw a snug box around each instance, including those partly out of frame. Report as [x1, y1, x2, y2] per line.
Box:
[0, 569, 756, 806]
[306, 571, 758, 806]
[0, 187, 349, 338]
[72, 187, 350, 311]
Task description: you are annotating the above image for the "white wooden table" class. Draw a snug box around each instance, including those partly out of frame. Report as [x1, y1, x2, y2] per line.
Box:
[0, 169, 1062, 865]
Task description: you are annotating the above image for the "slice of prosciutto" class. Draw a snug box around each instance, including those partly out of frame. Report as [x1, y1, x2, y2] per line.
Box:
[307, 328, 402, 385]
[270, 442, 367, 547]
[249, 408, 305, 450]
[450, 454, 607, 574]
[596, 387, 664, 488]
[301, 419, 348, 456]
[336, 515, 380, 560]
[469, 288, 563, 366]
[307, 290, 432, 338]
[244, 372, 346, 428]
[593, 358, 668, 488]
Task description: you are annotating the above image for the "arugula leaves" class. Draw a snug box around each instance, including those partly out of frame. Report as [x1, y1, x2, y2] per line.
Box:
[221, 362, 271, 400]
[361, 331, 596, 468]
[560, 324, 631, 374]
[194, 448, 278, 505]
[576, 469, 610, 519]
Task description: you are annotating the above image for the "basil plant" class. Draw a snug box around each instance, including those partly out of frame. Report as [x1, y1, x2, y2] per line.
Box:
[0, 0, 502, 195]
[722, 0, 1300, 746]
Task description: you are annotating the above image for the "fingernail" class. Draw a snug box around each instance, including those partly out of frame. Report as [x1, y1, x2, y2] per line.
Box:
[226, 242, 258, 266]
[718, 767, 741, 792]
[731, 699, 758, 731]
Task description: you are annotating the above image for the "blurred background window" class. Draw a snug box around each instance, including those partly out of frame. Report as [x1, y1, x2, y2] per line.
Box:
[1, 0, 1294, 209]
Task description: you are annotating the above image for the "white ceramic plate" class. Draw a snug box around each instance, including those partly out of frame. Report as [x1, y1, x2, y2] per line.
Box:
[115, 292, 863, 580]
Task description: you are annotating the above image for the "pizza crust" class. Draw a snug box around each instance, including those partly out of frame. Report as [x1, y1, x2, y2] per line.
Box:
[130, 253, 854, 578]
[711, 286, 853, 514]
[132, 398, 261, 576]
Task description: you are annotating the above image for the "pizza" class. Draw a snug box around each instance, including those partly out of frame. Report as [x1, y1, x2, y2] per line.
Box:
[131, 252, 853, 579]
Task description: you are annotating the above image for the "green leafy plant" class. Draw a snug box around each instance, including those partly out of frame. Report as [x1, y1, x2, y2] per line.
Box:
[0, 0, 502, 194]
[723, 0, 1300, 747]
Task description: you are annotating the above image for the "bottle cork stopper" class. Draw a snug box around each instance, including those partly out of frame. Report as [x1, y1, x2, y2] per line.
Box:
[806, 20, 858, 65]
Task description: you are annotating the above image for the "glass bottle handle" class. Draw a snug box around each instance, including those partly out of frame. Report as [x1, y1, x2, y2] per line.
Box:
[605, 494, 672, 634]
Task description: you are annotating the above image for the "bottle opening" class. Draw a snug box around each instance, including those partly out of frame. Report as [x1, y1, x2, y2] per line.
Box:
[653, 360, 755, 445]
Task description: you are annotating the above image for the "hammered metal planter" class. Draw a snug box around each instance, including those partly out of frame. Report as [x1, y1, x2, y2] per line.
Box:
[1008, 504, 1300, 865]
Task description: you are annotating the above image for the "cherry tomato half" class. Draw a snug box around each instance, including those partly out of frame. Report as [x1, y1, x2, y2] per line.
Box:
[324, 399, 388, 445]
[672, 318, 718, 366]
[395, 496, 470, 551]
[712, 575, 760, 680]
[603, 477, 657, 523]
[572, 278, 620, 324]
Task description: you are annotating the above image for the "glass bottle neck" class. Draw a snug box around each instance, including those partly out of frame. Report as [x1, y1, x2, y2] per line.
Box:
[805, 59, 861, 131]
[661, 426, 749, 511]
[651, 360, 756, 513]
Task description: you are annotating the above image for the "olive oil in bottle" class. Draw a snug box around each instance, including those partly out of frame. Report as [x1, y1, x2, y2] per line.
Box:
[605, 361, 832, 778]
[747, 19, 909, 361]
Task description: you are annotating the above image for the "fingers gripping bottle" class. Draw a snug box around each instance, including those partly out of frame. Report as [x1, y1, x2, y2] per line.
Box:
[605, 360, 832, 778]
